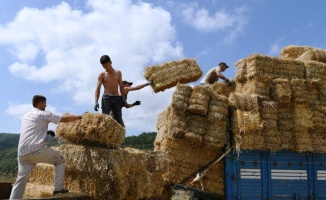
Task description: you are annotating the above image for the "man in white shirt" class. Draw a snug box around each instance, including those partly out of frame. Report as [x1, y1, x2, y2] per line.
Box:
[199, 62, 232, 86]
[10, 95, 82, 199]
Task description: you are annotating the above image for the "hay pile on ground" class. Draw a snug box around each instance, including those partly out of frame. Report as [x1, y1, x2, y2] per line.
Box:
[56, 113, 125, 148]
[26, 144, 171, 200]
[231, 45, 326, 152]
[143, 58, 203, 93]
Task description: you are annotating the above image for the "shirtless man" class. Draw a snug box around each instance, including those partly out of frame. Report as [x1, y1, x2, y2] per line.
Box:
[94, 55, 125, 126]
[122, 80, 151, 108]
[199, 62, 232, 86]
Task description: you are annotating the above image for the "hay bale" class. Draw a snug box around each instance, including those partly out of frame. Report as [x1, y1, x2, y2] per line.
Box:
[320, 82, 326, 101]
[207, 93, 228, 123]
[293, 103, 313, 128]
[280, 131, 295, 150]
[245, 54, 305, 79]
[277, 104, 295, 132]
[311, 103, 326, 133]
[187, 85, 211, 116]
[156, 135, 225, 196]
[235, 76, 271, 97]
[235, 58, 247, 83]
[228, 93, 263, 111]
[167, 108, 187, 138]
[56, 113, 125, 148]
[280, 45, 314, 59]
[240, 130, 264, 150]
[34, 144, 169, 200]
[186, 114, 208, 136]
[290, 79, 309, 103]
[260, 101, 279, 151]
[305, 61, 326, 81]
[143, 58, 203, 93]
[171, 83, 193, 111]
[293, 129, 313, 152]
[236, 110, 263, 133]
[210, 81, 235, 97]
[296, 49, 326, 63]
[272, 78, 292, 104]
[263, 129, 280, 151]
[205, 121, 227, 144]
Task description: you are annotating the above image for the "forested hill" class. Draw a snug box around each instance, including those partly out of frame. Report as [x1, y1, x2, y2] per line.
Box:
[0, 132, 157, 177]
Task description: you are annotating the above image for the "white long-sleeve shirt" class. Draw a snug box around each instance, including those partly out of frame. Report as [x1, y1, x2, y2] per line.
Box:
[18, 108, 61, 156]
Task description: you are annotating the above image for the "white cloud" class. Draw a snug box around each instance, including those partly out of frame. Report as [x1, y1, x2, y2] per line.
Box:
[122, 85, 174, 135]
[269, 39, 284, 56]
[6, 103, 59, 120]
[0, 0, 185, 135]
[0, 0, 183, 105]
[179, 2, 248, 43]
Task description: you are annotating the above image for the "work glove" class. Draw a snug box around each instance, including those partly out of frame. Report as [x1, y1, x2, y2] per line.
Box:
[47, 130, 55, 137]
[133, 101, 141, 106]
[147, 80, 153, 86]
[225, 79, 232, 87]
[94, 102, 99, 111]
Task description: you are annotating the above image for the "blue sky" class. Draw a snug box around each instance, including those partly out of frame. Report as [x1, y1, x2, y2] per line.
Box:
[1, 0, 325, 136]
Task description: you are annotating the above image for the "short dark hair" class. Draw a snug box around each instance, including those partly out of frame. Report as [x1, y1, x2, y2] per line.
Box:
[100, 55, 111, 64]
[219, 62, 229, 68]
[32, 95, 46, 107]
[122, 80, 133, 86]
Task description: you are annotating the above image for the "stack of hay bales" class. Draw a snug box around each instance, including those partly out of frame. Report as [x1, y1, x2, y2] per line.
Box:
[231, 45, 326, 153]
[25, 113, 172, 200]
[143, 58, 203, 93]
[155, 82, 230, 197]
[27, 145, 171, 200]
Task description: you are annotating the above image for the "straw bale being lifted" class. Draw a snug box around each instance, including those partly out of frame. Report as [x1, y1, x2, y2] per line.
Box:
[143, 58, 203, 93]
[56, 113, 125, 148]
[280, 45, 314, 59]
[187, 85, 211, 116]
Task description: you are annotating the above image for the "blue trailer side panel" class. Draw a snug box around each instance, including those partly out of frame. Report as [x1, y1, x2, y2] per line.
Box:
[314, 154, 326, 199]
[225, 150, 326, 200]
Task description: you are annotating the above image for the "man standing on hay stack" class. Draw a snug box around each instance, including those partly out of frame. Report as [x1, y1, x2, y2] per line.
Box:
[94, 55, 126, 126]
[122, 80, 152, 108]
[10, 95, 83, 199]
[199, 62, 232, 86]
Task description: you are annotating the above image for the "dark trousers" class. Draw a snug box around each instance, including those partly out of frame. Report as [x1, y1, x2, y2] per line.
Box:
[101, 95, 124, 127]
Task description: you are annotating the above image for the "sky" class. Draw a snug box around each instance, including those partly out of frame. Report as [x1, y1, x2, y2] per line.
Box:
[0, 0, 325, 136]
